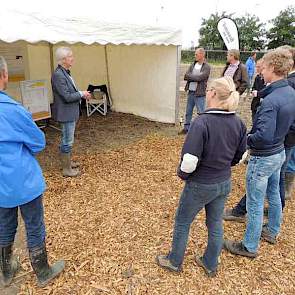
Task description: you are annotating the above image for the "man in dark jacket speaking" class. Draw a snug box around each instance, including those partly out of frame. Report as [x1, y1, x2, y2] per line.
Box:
[51, 47, 91, 177]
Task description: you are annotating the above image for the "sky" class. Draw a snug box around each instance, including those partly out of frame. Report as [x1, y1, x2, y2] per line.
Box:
[2, 0, 294, 48]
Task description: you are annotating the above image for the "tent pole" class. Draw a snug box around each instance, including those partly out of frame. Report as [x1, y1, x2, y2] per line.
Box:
[175, 45, 181, 125]
[104, 45, 112, 106]
[49, 43, 54, 74]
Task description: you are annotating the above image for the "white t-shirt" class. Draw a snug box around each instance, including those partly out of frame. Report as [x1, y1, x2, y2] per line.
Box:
[189, 63, 202, 91]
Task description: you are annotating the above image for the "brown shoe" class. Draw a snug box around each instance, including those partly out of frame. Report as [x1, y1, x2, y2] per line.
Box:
[156, 255, 180, 272]
[223, 208, 246, 223]
[223, 240, 257, 258]
[195, 256, 217, 278]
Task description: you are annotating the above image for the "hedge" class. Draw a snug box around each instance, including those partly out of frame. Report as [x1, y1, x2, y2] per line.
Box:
[181, 50, 265, 64]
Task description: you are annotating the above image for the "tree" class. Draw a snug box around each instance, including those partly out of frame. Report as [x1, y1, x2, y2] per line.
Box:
[235, 14, 266, 50]
[266, 6, 295, 49]
[198, 12, 233, 50]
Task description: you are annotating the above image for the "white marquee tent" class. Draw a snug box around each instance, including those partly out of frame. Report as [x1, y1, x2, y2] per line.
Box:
[0, 10, 182, 123]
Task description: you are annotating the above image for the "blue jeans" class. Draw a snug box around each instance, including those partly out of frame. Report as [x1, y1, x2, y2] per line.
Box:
[243, 150, 285, 253]
[168, 179, 231, 271]
[60, 121, 76, 153]
[248, 76, 254, 90]
[286, 147, 295, 173]
[184, 92, 205, 131]
[0, 195, 46, 249]
[233, 147, 293, 215]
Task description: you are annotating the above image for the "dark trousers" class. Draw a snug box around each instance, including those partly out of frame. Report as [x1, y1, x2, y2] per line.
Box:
[233, 147, 294, 215]
[0, 195, 46, 249]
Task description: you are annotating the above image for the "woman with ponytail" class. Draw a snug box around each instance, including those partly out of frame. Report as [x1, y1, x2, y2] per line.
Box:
[156, 76, 247, 277]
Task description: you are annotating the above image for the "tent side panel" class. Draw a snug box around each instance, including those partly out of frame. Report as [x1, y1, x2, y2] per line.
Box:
[0, 41, 26, 102]
[52, 44, 108, 92]
[107, 44, 177, 123]
[26, 43, 53, 102]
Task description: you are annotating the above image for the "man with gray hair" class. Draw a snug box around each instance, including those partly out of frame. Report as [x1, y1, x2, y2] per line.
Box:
[0, 56, 65, 287]
[51, 47, 91, 177]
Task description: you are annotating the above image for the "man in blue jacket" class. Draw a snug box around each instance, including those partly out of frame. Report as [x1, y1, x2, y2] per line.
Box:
[0, 56, 64, 287]
[224, 49, 295, 258]
[245, 51, 257, 93]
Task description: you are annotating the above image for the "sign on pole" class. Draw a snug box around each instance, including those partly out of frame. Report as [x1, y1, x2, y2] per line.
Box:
[217, 18, 239, 50]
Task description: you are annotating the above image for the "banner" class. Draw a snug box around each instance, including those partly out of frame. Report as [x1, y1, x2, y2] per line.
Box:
[217, 18, 239, 50]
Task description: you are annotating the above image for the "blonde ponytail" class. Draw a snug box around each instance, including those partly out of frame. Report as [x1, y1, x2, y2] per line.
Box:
[209, 76, 240, 111]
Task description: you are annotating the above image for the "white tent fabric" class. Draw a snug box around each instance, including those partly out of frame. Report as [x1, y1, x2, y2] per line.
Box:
[0, 10, 181, 46]
[0, 10, 181, 123]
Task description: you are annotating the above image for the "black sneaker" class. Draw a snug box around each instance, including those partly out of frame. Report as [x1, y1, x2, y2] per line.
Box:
[261, 225, 277, 244]
[223, 208, 246, 223]
[223, 240, 257, 258]
[156, 255, 181, 272]
[195, 256, 217, 278]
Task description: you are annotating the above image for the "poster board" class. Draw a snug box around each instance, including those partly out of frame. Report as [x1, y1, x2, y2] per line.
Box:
[20, 79, 51, 121]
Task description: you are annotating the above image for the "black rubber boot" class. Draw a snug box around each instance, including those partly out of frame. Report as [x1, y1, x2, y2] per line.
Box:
[29, 244, 65, 288]
[285, 173, 295, 200]
[0, 244, 19, 287]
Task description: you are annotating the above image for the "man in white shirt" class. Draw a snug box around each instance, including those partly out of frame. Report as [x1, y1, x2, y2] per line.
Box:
[179, 48, 211, 135]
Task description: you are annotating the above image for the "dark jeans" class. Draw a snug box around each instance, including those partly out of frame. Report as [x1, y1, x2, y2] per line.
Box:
[168, 179, 231, 271]
[233, 147, 294, 216]
[0, 195, 46, 249]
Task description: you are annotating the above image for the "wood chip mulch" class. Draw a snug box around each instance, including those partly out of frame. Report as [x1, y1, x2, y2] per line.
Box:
[16, 130, 295, 295]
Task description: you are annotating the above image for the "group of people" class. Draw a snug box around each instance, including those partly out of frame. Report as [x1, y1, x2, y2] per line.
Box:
[0, 44, 294, 289]
[157, 46, 295, 277]
[179, 48, 248, 135]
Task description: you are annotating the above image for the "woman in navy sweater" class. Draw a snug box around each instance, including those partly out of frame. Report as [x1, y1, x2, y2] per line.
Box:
[157, 76, 247, 277]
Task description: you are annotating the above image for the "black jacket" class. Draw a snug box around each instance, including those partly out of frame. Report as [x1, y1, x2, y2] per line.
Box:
[251, 74, 266, 113]
[285, 71, 295, 148]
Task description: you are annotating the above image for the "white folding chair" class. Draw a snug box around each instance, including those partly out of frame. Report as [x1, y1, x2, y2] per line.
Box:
[86, 89, 108, 117]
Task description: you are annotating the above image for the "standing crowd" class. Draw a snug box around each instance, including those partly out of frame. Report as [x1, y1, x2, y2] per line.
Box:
[0, 45, 295, 289]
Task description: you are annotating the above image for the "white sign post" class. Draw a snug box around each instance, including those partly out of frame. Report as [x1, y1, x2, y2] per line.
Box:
[217, 18, 239, 50]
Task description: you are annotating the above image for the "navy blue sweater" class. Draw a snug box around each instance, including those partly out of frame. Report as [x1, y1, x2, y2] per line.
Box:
[248, 79, 295, 155]
[177, 109, 247, 184]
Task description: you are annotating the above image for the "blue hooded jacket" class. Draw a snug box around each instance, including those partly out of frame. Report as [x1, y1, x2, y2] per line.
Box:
[0, 91, 46, 208]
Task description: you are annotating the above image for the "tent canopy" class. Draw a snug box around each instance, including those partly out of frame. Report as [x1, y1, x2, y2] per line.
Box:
[0, 10, 181, 123]
[0, 10, 182, 46]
